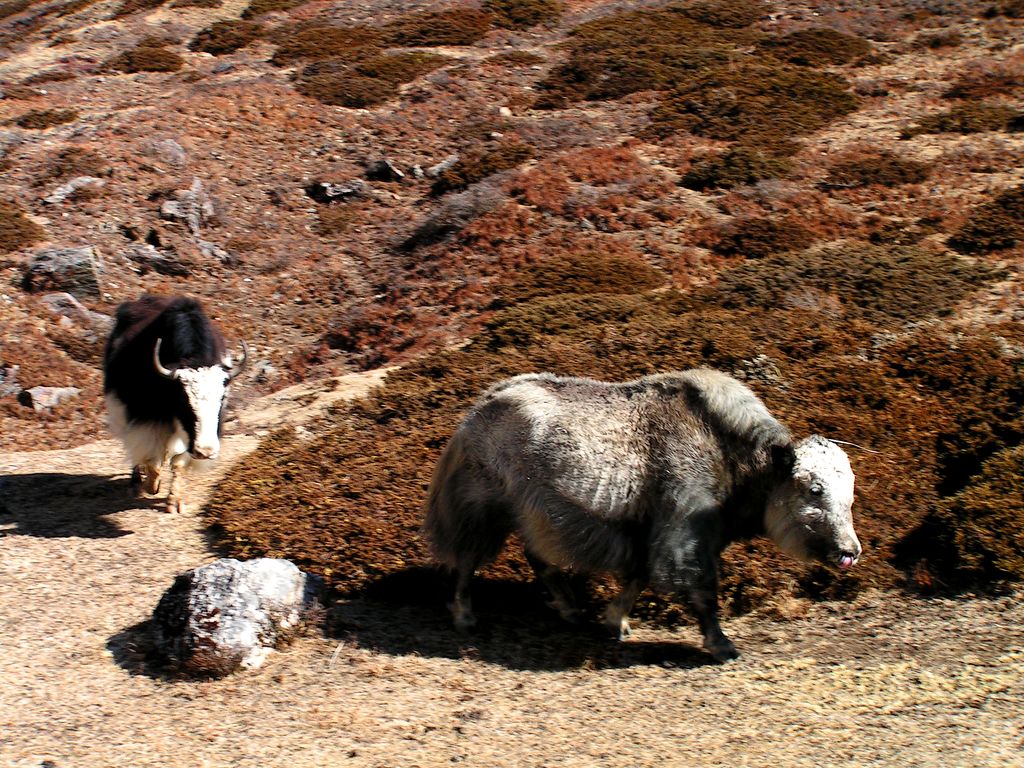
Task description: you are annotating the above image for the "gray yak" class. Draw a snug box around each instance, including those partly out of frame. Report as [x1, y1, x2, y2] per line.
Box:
[423, 369, 861, 661]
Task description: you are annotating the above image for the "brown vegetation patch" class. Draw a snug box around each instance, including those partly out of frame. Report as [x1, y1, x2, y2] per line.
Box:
[432, 140, 535, 195]
[709, 216, 817, 258]
[113, 0, 165, 17]
[682, 144, 794, 190]
[707, 242, 999, 322]
[107, 43, 184, 73]
[941, 446, 1024, 582]
[39, 146, 108, 182]
[0, 201, 45, 253]
[677, 0, 766, 28]
[315, 206, 356, 237]
[493, 247, 667, 306]
[290, 49, 449, 105]
[0, 0, 29, 20]
[355, 52, 449, 85]
[8, 108, 78, 129]
[485, 50, 545, 66]
[270, 24, 382, 66]
[384, 8, 493, 47]
[21, 69, 76, 85]
[948, 185, 1024, 254]
[649, 64, 859, 141]
[902, 103, 1024, 137]
[944, 57, 1024, 100]
[826, 149, 931, 188]
[758, 28, 871, 67]
[484, 0, 561, 29]
[189, 21, 263, 55]
[534, 6, 751, 108]
[241, 0, 305, 18]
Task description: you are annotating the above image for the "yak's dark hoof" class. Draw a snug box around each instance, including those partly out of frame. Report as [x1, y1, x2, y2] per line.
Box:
[705, 639, 740, 663]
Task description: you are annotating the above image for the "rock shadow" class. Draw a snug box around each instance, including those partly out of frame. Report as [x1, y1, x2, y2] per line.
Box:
[332, 568, 715, 672]
[106, 620, 165, 679]
[0, 472, 160, 538]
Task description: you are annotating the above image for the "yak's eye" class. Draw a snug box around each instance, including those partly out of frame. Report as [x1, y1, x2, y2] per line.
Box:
[809, 483, 823, 497]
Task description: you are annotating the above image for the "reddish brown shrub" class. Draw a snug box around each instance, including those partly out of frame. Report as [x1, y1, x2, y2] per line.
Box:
[384, 8, 493, 47]
[507, 167, 572, 214]
[948, 185, 1024, 254]
[241, 0, 305, 17]
[432, 140, 535, 195]
[0, 201, 45, 253]
[758, 27, 871, 66]
[9, 109, 79, 129]
[270, 24, 382, 66]
[944, 57, 1024, 100]
[902, 103, 1023, 137]
[107, 44, 183, 73]
[189, 21, 263, 55]
[710, 216, 817, 258]
[826, 149, 931, 188]
[484, 0, 561, 29]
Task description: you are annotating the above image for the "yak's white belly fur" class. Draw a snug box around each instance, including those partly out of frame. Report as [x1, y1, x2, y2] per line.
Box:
[105, 392, 190, 468]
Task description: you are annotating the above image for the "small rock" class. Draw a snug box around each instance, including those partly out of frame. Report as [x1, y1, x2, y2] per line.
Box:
[123, 243, 192, 277]
[197, 238, 231, 263]
[410, 165, 425, 179]
[426, 154, 459, 178]
[0, 364, 20, 398]
[18, 385, 81, 411]
[365, 159, 405, 183]
[42, 175, 105, 204]
[152, 558, 322, 678]
[212, 62, 235, 74]
[160, 177, 216, 236]
[145, 138, 187, 167]
[39, 291, 113, 335]
[22, 246, 103, 298]
[498, 106, 513, 117]
[303, 180, 367, 204]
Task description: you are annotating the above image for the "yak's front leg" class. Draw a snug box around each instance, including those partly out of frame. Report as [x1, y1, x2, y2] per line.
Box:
[166, 453, 188, 514]
[652, 500, 738, 662]
[686, 579, 737, 662]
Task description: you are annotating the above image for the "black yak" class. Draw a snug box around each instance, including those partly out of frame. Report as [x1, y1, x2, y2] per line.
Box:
[424, 369, 860, 661]
[104, 294, 247, 513]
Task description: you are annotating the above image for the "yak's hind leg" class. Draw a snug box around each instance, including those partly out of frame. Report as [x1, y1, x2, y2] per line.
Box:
[525, 549, 582, 625]
[603, 577, 645, 640]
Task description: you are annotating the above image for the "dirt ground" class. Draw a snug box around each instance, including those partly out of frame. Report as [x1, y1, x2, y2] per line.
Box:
[2, 372, 1023, 768]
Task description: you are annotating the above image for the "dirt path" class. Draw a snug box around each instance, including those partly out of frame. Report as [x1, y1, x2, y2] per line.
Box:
[1, 372, 1023, 768]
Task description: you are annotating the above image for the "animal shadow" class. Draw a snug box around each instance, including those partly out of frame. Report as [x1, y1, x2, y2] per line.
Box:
[0, 472, 160, 538]
[334, 569, 715, 672]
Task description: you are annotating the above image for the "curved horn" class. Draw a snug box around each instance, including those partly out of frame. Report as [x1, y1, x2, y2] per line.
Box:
[153, 338, 175, 379]
[227, 341, 249, 381]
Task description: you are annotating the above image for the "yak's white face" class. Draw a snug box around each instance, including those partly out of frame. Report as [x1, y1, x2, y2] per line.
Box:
[765, 435, 861, 570]
[174, 365, 231, 460]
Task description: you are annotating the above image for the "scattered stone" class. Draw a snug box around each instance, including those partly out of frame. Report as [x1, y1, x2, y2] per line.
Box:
[0, 365, 20, 398]
[123, 243, 192, 277]
[39, 291, 113, 335]
[42, 176, 105, 204]
[152, 558, 323, 678]
[212, 62, 235, 74]
[410, 165, 425, 179]
[160, 177, 216, 236]
[18, 385, 81, 411]
[426, 154, 459, 178]
[366, 159, 405, 183]
[304, 180, 367, 204]
[22, 246, 103, 298]
[145, 138, 187, 167]
[498, 106, 513, 117]
[197, 238, 231, 263]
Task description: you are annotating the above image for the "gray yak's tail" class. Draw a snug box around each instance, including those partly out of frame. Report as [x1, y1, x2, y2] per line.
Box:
[423, 425, 513, 571]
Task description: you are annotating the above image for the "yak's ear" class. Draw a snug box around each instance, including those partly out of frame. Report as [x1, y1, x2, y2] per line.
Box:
[771, 442, 796, 479]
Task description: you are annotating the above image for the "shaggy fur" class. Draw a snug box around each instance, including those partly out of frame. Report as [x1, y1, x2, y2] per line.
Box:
[104, 294, 241, 513]
[424, 369, 860, 661]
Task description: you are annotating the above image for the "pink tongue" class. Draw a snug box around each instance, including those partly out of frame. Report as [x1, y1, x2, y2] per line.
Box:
[840, 555, 854, 570]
